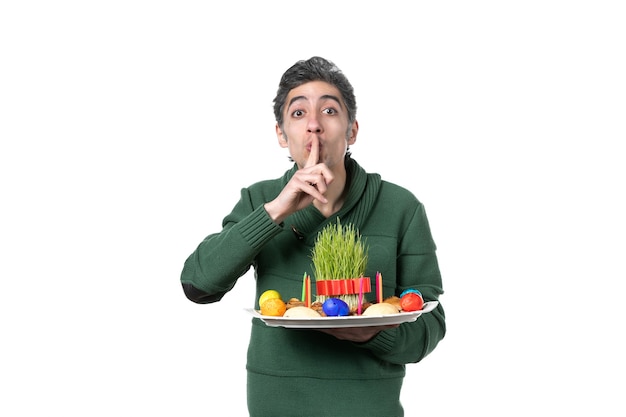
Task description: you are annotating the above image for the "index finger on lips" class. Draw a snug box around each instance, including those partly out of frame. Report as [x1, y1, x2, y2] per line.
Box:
[305, 137, 319, 168]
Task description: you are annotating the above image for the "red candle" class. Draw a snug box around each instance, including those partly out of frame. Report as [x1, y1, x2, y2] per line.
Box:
[305, 275, 311, 307]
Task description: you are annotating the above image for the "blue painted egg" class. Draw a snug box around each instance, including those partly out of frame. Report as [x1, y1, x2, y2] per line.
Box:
[322, 298, 350, 316]
[400, 288, 422, 298]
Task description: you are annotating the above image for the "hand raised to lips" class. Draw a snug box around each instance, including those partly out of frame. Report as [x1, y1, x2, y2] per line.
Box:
[301, 136, 334, 200]
[263, 136, 335, 224]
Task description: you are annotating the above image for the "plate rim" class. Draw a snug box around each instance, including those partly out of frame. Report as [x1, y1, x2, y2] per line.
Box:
[244, 300, 439, 328]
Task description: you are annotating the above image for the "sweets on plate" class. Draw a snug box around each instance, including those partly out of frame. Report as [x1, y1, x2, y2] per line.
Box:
[362, 302, 401, 316]
[283, 306, 322, 318]
[382, 295, 402, 310]
[258, 288, 423, 318]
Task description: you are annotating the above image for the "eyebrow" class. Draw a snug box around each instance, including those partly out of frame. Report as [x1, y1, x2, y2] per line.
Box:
[287, 94, 344, 109]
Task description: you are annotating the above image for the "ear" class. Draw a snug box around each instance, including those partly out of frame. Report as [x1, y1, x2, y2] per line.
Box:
[347, 120, 359, 146]
[276, 123, 288, 148]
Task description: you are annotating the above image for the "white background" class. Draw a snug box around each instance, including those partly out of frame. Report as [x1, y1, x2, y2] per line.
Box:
[2, 1, 625, 416]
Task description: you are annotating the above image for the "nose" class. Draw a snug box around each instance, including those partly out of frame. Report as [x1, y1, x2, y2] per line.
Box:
[306, 115, 323, 134]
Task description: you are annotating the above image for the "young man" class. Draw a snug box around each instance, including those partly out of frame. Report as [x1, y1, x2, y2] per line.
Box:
[181, 56, 446, 416]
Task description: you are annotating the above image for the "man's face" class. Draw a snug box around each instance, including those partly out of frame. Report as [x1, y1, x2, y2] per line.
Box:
[276, 80, 357, 170]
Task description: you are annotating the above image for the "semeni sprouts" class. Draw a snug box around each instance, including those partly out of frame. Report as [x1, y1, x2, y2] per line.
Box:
[311, 218, 369, 309]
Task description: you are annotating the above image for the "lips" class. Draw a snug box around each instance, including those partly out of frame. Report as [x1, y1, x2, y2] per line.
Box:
[306, 143, 322, 152]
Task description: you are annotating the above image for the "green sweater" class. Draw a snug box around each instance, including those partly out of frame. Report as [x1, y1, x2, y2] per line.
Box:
[181, 158, 445, 417]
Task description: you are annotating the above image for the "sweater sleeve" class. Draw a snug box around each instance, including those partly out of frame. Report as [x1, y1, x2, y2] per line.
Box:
[356, 202, 446, 364]
[180, 188, 283, 304]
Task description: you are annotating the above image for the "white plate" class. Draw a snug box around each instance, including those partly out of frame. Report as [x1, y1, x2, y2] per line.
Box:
[245, 301, 439, 329]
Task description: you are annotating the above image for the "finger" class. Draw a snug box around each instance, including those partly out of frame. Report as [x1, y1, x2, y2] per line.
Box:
[305, 136, 319, 168]
[303, 182, 328, 204]
[311, 173, 328, 195]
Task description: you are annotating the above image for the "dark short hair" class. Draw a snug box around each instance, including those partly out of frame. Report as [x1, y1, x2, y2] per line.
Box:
[273, 57, 357, 130]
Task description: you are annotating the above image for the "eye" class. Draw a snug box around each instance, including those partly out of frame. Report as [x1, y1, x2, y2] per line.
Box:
[291, 109, 304, 117]
[322, 107, 337, 115]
